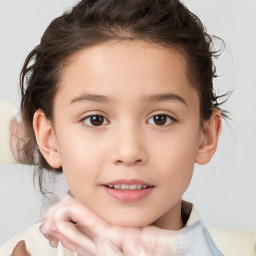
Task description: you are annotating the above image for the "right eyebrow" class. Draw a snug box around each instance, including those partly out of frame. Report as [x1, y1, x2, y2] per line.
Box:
[70, 93, 114, 104]
[142, 93, 188, 106]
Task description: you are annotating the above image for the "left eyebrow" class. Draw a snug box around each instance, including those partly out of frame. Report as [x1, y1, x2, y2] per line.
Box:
[141, 93, 187, 106]
[70, 93, 114, 104]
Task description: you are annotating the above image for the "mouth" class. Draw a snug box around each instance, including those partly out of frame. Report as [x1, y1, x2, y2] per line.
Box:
[103, 179, 155, 202]
[105, 184, 153, 190]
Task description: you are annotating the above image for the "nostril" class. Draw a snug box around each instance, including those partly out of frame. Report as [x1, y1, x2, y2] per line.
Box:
[114, 158, 143, 165]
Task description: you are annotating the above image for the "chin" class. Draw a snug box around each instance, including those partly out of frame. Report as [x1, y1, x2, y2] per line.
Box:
[102, 213, 154, 228]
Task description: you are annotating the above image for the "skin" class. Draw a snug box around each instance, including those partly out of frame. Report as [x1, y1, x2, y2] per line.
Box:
[25, 40, 221, 254]
[11, 240, 30, 256]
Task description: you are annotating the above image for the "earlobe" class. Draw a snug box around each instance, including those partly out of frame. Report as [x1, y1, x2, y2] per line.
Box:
[195, 109, 222, 165]
[33, 109, 61, 168]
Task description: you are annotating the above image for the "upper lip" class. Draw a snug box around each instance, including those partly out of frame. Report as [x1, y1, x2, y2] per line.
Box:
[104, 179, 154, 186]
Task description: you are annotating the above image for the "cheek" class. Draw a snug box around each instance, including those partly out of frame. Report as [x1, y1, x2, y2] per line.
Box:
[57, 134, 108, 186]
[149, 128, 199, 186]
[155, 148, 194, 184]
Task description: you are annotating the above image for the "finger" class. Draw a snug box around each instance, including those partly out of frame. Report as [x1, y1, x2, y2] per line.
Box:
[62, 196, 127, 246]
[41, 218, 97, 254]
[45, 195, 109, 236]
[56, 221, 124, 256]
[56, 220, 97, 254]
[49, 238, 59, 248]
[57, 195, 106, 227]
[40, 223, 67, 248]
[11, 240, 31, 256]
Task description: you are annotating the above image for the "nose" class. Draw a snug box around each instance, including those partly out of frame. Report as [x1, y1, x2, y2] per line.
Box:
[109, 126, 148, 166]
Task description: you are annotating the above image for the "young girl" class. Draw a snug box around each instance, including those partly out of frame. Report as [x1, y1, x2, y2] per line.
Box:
[1, 0, 255, 255]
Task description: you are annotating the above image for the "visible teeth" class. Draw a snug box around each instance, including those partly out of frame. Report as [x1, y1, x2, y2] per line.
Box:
[107, 184, 149, 190]
[121, 184, 129, 189]
[128, 184, 137, 190]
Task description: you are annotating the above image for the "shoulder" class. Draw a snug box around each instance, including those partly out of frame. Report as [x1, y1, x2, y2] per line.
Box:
[186, 202, 256, 256]
[207, 225, 256, 256]
[0, 223, 75, 256]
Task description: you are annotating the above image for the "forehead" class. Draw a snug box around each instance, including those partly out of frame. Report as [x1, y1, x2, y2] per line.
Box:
[57, 40, 198, 106]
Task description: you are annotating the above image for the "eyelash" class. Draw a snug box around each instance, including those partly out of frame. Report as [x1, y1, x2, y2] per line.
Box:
[81, 114, 176, 128]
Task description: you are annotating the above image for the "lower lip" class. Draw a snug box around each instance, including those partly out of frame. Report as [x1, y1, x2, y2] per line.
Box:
[103, 186, 154, 202]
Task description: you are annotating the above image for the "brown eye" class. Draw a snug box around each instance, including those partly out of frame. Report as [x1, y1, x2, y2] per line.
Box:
[83, 115, 108, 127]
[147, 114, 174, 126]
[154, 115, 167, 125]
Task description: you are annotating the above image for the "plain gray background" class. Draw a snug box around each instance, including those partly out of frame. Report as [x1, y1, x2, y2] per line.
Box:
[0, 0, 256, 246]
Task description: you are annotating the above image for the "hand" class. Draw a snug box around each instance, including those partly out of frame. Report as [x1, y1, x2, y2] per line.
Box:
[40, 195, 172, 256]
[11, 240, 31, 256]
[10, 118, 26, 163]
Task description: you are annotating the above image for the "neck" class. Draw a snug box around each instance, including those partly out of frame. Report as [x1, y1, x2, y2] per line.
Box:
[152, 200, 184, 231]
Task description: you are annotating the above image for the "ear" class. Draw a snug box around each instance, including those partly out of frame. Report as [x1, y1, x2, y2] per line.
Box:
[195, 109, 222, 165]
[33, 109, 61, 168]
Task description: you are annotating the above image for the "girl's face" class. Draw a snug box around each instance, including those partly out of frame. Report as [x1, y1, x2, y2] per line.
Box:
[47, 40, 206, 229]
